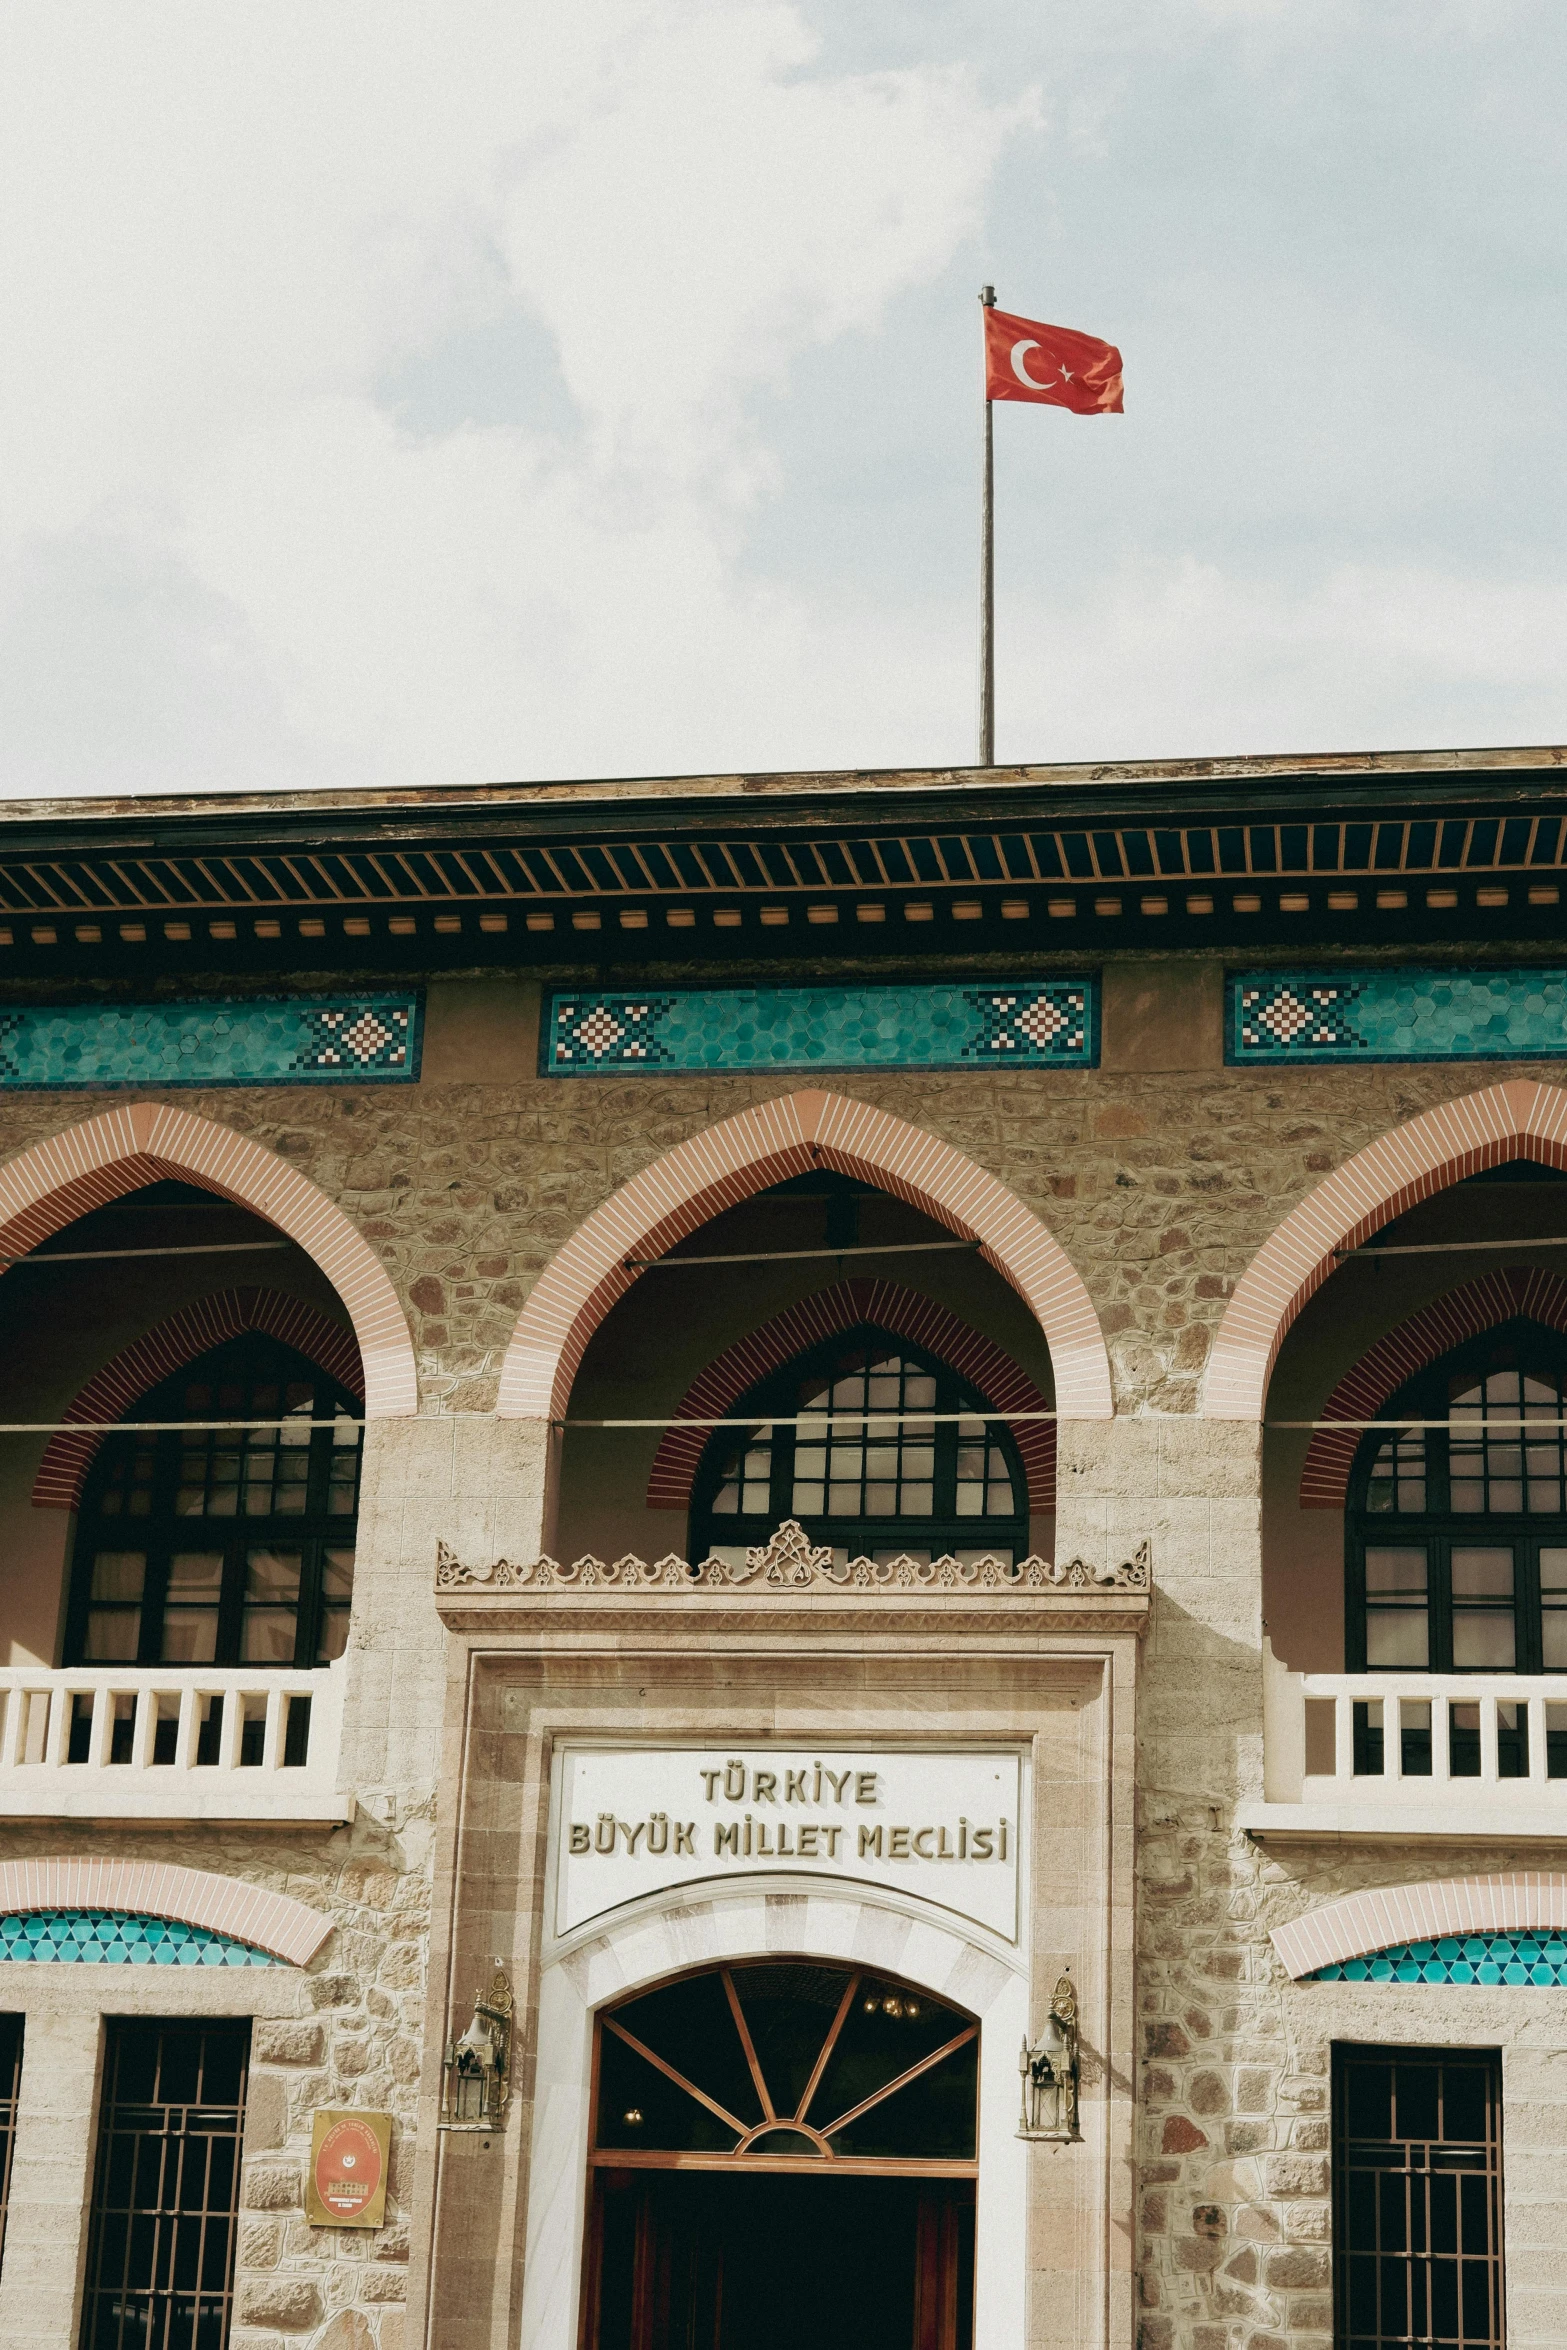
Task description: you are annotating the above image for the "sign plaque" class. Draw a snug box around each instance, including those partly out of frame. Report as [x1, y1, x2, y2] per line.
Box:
[306, 2109, 392, 2229]
[554, 1745, 1022, 1942]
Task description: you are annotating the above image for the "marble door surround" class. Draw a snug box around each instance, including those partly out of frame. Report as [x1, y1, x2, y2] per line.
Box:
[409, 1575, 1146, 2350]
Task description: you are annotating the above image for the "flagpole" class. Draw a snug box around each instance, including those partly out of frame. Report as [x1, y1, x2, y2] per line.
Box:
[979, 285, 996, 767]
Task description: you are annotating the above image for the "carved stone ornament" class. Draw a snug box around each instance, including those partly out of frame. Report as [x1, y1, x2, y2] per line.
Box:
[435, 1519, 1152, 1595]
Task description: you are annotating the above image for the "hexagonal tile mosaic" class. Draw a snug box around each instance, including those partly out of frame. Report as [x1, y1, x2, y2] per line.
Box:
[1308, 1931, 1567, 1984]
[0, 996, 422, 1087]
[0, 1908, 275, 1965]
[544, 982, 1096, 1073]
[1229, 969, 1567, 1062]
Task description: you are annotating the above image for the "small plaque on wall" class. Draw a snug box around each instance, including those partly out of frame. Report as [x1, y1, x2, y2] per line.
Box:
[306, 2109, 392, 2229]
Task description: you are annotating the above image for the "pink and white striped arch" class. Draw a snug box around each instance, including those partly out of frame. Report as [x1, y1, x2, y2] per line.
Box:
[498, 1090, 1112, 1424]
[1274, 1873, 1567, 1980]
[0, 1104, 416, 1417]
[0, 1857, 333, 1966]
[645, 1275, 1056, 1514]
[1203, 1079, 1567, 1421]
[1299, 1265, 1567, 1509]
[31, 1285, 363, 1511]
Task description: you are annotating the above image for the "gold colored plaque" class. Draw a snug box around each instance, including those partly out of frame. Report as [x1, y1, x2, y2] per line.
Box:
[306, 2109, 392, 2229]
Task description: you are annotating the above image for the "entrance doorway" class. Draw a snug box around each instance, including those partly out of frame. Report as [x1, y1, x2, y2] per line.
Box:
[581, 1959, 978, 2350]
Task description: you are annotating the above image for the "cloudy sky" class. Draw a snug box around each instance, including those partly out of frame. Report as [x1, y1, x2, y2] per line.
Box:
[2, 1, 1563, 796]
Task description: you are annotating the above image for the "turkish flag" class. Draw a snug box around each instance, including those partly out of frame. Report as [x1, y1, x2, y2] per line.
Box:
[983, 306, 1123, 413]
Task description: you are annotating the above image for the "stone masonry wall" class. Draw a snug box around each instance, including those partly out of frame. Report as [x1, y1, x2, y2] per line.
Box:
[3, 967, 1566, 2345]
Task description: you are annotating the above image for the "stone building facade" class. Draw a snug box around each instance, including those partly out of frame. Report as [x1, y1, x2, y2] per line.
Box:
[0, 749, 1562, 2347]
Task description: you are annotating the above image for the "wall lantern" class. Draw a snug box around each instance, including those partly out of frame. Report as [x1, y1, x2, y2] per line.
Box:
[1018, 1972, 1081, 2142]
[439, 1967, 513, 2132]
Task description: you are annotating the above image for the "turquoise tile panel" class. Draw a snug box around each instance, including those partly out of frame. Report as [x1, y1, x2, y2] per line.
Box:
[0, 1908, 276, 1965]
[0, 996, 422, 1087]
[544, 982, 1097, 1075]
[1229, 968, 1567, 1063]
[1308, 1931, 1567, 1984]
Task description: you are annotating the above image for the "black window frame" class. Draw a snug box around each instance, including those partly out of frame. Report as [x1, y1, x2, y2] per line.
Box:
[688, 1324, 1030, 1569]
[1333, 2041, 1504, 2350]
[1346, 1319, 1567, 1676]
[0, 2014, 20, 2278]
[80, 2016, 249, 2350]
[64, 1331, 361, 1673]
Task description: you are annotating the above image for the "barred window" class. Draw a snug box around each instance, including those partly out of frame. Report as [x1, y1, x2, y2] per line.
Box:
[693, 1330, 1029, 1569]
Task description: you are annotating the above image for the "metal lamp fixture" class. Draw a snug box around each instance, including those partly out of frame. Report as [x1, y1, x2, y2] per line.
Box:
[439, 1967, 513, 2132]
[1017, 1973, 1081, 2142]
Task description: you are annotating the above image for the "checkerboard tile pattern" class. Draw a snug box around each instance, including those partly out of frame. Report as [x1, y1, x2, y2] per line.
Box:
[1309, 1932, 1567, 1985]
[0, 1909, 275, 1965]
[0, 995, 422, 1087]
[1230, 968, 1567, 1063]
[544, 982, 1096, 1074]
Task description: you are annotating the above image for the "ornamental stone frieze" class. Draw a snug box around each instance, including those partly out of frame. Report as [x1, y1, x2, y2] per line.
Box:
[433, 1516, 1151, 1627]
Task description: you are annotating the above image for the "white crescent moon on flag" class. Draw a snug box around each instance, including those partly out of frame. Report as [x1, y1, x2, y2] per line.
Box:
[1009, 339, 1044, 387]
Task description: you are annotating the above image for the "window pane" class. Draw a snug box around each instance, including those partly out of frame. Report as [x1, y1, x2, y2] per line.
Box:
[1452, 1612, 1517, 1669]
[1540, 1547, 1567, 1593]
[240, 1550, 302, 1663]
[83, 1610, 141, 1662]
[1365, 1548, 1429, 1595]
[165, 1550, 222, 1595]
[1451, 1548, 1514, 1598]
[321, 1547, 354, 1602]
[240, 1610, 298, 1664]
[89, 1552, 146, 1603]
[160, 1611, 219, 1663]
[1366, 1609, 1430, 1668]
[245, 1549, 301, 1603]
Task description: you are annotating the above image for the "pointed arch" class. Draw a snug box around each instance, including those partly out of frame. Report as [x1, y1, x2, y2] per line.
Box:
[31, 1285, 363, 1511]
[645, 1276, 1055, 1513]
[0, 1858, 332, 1967]
[1203, 1078, 1567, 1421]
[1274, 1874, 1567, 1980]
[1299, 1266, 1567, 1509]
[0, 1104, 416, 1416]
[497, 1090, 1111, 1423]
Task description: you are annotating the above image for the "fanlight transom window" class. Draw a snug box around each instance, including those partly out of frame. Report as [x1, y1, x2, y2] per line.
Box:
[592, 1961, 978, 2171]
[66, 1332, 361, 1670]
[692, 1331, 1028, 1569]
[1347, 1326, 1567, 1675]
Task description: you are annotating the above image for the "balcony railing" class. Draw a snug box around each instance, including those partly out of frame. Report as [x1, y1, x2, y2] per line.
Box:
[1245, 1642, 1567, 1835]
[0, 1663, 352, 1823]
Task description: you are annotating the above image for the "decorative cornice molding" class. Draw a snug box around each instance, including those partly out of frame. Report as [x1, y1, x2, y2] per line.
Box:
[435, 1516, 1151, 1596]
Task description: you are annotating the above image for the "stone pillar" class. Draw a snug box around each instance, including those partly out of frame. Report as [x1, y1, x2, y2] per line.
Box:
[346, 1415, 555, 1802]
[0, 2006, 102, 2348]
[1056, 1415, 1326, 2349]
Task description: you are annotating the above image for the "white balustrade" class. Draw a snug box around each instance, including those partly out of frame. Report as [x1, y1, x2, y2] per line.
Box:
[1246, 1640, 1567, 1834]
[0, 1662, 351, 1822]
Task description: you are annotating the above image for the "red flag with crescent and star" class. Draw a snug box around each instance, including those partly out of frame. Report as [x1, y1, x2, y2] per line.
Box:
[983, 306, 1123, 413]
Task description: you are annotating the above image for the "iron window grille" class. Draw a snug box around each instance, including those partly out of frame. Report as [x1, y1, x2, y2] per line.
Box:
[1346, 1323, 1567, 1683]
[0, 2015, 21, 2277]
[688, 1329, 1029, 1571]
[80, 2018, 249, 2350]
[1334, 2042, 1504, 2350]
[64, 1332, 360, 1676]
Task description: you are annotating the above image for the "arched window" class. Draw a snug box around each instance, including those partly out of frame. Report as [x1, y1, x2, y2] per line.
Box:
[689, 1327, 1028, 1569]
[64, 1332, 361, 1669]
[1347, 1321, 1567, 1676]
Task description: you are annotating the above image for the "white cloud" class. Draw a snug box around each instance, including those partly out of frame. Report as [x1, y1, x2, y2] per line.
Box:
[0, 0, 1562, 795]
[0, 1, 1022, 793]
